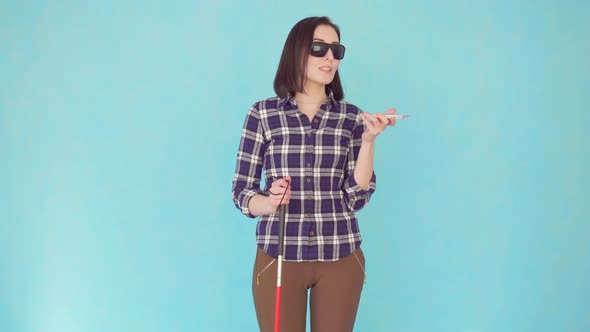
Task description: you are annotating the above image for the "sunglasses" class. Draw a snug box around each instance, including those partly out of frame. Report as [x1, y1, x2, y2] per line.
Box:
[310, 42, 346, 60]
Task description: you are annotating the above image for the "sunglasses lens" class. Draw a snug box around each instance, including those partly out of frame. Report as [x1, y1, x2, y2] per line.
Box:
[310, 42, 345, 60]
[332, 44, 345, 60]
[310, 43, 329, 57]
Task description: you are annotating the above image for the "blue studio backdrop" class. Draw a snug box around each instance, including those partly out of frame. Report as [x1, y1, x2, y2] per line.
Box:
[1, 1, 589, 331]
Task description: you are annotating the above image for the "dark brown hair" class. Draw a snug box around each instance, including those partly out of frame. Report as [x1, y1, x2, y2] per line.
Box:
[273, 16, 344, 101]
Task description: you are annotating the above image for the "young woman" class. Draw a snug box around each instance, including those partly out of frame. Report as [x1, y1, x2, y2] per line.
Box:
[232, 16, 397, 332]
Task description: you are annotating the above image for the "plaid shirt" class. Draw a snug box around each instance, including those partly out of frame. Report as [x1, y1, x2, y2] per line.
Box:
[232, 93, 376, 262]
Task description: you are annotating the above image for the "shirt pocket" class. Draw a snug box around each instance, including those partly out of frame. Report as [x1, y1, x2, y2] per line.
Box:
[265, 132, 304, 168]
[315, 129, 350, 182]
[330, 135, 351, 173]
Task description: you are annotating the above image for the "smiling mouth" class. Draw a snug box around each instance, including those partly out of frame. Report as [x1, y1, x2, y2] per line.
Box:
[319, 66, 332, 72]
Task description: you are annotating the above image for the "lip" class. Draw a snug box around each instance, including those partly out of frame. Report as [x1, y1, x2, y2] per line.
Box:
[319, 66, 332, 72]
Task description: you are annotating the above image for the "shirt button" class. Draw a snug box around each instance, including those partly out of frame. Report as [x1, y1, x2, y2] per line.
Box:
[306, 178, 311, 183]
[307, 133, 312, 138]
[313, 119, 318, 123]
[305, 213, 312, 218]
[309, 231, 315, 236]
[305, 194, 312, 200]
[306, 163, 311, 168]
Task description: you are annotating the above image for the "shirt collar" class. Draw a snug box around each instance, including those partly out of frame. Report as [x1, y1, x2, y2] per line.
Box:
[278, 88, 340, 113]
[324, 88, 339, 110]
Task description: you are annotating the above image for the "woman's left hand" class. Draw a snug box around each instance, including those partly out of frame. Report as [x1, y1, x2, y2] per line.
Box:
[360, 108, 397, 142]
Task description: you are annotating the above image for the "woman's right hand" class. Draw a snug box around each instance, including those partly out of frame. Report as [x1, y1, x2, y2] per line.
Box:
[268, 176, 292, 211]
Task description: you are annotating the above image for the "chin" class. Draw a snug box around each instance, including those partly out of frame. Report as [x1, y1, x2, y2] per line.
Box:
[308, 75, 335, 88]
[319, 77, 336, 85]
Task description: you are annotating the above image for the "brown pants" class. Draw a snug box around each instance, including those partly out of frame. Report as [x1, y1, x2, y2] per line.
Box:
[252, 247, 366, 332]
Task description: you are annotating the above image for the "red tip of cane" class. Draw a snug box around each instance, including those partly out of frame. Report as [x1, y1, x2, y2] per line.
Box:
[274, 286, 282, 331]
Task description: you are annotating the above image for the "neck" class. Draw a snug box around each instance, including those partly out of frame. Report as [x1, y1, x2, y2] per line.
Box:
[295, 82, 327, 105]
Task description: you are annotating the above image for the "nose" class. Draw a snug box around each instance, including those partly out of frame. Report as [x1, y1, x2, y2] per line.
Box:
[324, 48, 335, 60]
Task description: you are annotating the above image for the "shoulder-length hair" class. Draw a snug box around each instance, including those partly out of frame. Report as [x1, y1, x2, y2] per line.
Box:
[273, 16, 344, 101]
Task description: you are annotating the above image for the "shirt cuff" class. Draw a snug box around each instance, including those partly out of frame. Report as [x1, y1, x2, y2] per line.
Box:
[239, 189, 263, 218]
[344, 174, 375, 201]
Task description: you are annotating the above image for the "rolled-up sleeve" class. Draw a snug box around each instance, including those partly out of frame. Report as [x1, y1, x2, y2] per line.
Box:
[342, 114, 376, 211]
[232, 104, 267, 218]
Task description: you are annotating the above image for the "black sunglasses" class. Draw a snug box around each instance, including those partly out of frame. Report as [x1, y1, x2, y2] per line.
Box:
[310, 42, 346, 60]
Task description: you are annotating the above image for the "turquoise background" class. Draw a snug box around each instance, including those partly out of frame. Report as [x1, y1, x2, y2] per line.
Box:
[1, 1, 589, 331]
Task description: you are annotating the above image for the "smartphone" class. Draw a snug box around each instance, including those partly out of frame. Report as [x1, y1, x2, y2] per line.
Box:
[385, 114, 410, 119]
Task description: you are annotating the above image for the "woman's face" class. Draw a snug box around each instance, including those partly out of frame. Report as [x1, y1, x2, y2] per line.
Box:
[304, 24, 341, 90]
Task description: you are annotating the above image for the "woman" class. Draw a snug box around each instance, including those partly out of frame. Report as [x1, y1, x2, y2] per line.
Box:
[232, 16, 397, 332]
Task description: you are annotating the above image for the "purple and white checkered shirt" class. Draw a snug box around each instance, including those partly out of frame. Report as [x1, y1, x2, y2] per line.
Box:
[232, 92, 376, 262]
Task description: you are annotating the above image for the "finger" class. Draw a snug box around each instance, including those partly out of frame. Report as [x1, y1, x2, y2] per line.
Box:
[269, 181, 281, 195]
[384, 108, 397, 126]
[281, 176, 292, 188]
[270, 178, 292, 197]
[269, 182, 285, 195]
[384, 108, 397, 115]
[363, 117, 376, 131]
[375, 112, 389, 125]
[371, 113, 388, 128]
[273, 192, 286, 202]
[269, 189, 284, 196]
[361, 113, 377, 129]
[362, 112, 379, 124]
[274, 179, 288, 188]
